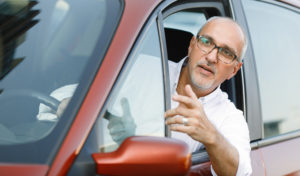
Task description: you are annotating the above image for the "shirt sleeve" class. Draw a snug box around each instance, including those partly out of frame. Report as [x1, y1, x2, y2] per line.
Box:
[36, 84, 78, 121]
[212, 104, 252, 176]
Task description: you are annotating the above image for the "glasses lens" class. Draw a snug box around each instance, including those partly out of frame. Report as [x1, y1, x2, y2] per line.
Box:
[199, 36, 211, 46]
[218, 48, 235, 64]
[197, 36, 213, 52]
[197, 36, 237, 64]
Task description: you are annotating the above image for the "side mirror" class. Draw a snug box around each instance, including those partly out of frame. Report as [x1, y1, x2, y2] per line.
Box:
[92, 136, 191, 176]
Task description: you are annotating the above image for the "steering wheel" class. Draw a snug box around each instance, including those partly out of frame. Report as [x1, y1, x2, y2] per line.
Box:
[0, 89, 60, 111]
[0, 89, 60, 144]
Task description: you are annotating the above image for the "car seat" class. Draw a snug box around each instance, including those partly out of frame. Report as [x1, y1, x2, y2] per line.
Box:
[164, 28, 193, 63]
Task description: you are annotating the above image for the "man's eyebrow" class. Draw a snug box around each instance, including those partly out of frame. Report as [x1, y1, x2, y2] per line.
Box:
[222, 45, 238, 55]
[201, 34, 238, 55]
[201, 34, 214, 41]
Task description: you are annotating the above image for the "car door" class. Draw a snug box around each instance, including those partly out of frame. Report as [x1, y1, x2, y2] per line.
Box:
[240, 0, 300, 175]
[62, 0, 269, 175]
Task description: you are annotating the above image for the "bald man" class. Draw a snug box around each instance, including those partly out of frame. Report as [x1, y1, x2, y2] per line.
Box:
[165, 17, 252, 175]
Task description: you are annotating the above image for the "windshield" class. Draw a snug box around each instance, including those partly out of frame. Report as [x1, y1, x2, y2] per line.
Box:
[0, 0, 122, 163]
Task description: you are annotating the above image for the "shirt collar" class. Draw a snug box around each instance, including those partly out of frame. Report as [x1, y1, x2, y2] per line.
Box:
[173, 57, 187, 91]
[199, 86, 221, 104]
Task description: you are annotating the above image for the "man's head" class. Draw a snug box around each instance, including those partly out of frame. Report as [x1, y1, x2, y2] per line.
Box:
[186, 16, 247, 95]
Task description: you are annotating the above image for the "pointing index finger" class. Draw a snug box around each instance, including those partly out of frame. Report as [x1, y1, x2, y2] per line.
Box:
[172, 94, 198, 108]
[185, 84, 198, 101]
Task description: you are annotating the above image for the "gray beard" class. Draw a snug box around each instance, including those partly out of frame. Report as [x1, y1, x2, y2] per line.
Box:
[188, 60, 216, 91]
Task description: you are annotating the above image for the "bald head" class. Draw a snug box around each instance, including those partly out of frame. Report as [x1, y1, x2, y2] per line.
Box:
[198, 17, 247, 61]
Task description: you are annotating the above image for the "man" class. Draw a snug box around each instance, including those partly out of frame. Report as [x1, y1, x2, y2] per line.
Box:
[165, 17, 251, 175]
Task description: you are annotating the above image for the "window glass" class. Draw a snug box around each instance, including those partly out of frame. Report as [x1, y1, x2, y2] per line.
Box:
[242, 0, 300, 137]
[0, 0, 122, 163]
[163, 10, 207, 63]
[164, 11, 206, 36]
[93, 21, 165, 153]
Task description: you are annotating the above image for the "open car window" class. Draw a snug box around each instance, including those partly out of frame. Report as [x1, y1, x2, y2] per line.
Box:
[163, 9, 210, 165]
[164, 10, 206, 63]
[162, 5, 243, 169]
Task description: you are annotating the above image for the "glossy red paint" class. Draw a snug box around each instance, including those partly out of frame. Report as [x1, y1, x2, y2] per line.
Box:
[47, 0, 162, 175]
[250, 149, 265, 176]
[260, 138, 300, 176]
[0, 164, 48, 176]
[188, 162, 212, 176]
[286, 171, 300, 176]
[188, 149, 267, 176]
[92, 136, 191, 176]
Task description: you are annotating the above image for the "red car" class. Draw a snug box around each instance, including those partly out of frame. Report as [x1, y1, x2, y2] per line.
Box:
[0, 0, 299, 175]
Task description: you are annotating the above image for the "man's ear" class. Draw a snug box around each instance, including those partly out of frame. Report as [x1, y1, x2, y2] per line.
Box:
[226, 61, 243, 80]
[188, 36, 196, 55]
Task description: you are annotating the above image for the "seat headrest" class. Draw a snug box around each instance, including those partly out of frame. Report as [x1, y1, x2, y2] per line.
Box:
[164, 28, 194, 62]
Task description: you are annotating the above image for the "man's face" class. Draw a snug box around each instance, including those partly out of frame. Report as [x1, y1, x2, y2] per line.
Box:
[187, 19, 244, 92]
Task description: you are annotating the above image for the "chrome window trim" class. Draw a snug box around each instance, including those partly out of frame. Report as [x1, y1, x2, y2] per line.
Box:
[251, 130, 300, 149]
[157, 12, 171, 137]
[162, 2, 225, 19]
[229, 0, 236, 19]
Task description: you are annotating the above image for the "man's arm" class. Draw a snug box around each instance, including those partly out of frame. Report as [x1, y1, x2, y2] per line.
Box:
[165, 84, 238, 176]
[37, 84, 78, 121]
[205, 129, 239, 176]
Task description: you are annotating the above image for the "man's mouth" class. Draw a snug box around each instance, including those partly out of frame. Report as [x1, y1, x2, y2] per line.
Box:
[197, 64, 215, 75]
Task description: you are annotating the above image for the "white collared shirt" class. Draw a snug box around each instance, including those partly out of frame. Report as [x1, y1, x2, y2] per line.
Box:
[169, 58, 252, 176]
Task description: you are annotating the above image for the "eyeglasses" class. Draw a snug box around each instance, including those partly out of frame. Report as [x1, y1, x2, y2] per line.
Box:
[196, 35, 238, 64]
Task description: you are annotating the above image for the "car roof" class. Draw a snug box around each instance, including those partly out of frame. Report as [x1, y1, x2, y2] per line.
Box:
[278, 0, 300, 8]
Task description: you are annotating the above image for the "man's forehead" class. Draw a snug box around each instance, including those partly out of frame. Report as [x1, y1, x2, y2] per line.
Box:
[201, 18, 241, 36]
[200, 19, 244, 54]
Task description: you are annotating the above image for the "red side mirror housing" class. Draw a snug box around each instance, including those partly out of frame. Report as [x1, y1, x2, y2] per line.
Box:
[92, 136, 191, 176]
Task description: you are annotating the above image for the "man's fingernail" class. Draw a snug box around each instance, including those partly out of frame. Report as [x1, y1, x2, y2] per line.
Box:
[187, 84, 191, 89]
[165, 120, 169, 125]
[169, 125, 175, 131]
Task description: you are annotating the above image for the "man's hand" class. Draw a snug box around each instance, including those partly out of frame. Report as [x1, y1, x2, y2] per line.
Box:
[105, 97, 136, 145]
[165, 84, 239, 176]
[165, 84, 217, 145]
[56, 97, 71, 117]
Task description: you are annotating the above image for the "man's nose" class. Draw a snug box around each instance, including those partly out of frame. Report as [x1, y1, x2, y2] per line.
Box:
[205, 47, 218, 63]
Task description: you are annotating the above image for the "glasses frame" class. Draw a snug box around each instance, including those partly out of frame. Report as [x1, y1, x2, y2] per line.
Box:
[196, 35, 238, 64]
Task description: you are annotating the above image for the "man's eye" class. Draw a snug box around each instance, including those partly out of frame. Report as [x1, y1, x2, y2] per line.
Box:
[201, 37, 211, 45]
[221, 48, 233, 57]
